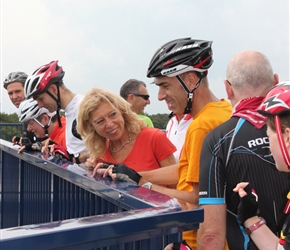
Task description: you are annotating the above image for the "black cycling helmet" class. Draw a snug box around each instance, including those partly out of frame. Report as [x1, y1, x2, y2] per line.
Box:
[147, 38, 213, 114]
[147, 38, 213, 78]
[25, 60, 65, 127]
[3, 71, 28, 89]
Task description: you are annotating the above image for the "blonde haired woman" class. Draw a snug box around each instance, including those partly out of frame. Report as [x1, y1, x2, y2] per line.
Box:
[77, 88, 176, 174]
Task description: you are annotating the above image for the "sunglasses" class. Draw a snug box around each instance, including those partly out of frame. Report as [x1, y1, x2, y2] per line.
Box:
[132, 94, 150, 101]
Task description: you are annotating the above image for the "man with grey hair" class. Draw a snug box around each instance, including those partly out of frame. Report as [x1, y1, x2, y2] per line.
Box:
[120, 79, 154, 127]
[3, 71, 36, 145]
[3, 71, 27, 108]
[197, 50, 290, 249]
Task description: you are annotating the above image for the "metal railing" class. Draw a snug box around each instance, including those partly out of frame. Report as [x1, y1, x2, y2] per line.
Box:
[0, 139, 203, 250]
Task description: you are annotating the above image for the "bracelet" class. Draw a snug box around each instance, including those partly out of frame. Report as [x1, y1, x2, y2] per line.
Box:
[245, 217, 266, 235]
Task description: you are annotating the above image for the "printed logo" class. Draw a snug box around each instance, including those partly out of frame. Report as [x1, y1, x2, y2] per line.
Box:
[248, 137, 269, 148]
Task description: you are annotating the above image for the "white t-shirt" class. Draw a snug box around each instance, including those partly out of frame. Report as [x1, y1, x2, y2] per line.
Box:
[64, 94, 87, 154]
[165, 114, 192, 162]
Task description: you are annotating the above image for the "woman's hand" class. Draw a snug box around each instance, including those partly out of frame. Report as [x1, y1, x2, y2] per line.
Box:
[233, 182, 249, 198]
[92, 163, 141, 184]
[92, 162, 114, 178]
[84, 156, 104, 170]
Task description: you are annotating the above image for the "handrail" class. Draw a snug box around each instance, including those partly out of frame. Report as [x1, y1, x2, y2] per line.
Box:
[0, 139, 203, 249]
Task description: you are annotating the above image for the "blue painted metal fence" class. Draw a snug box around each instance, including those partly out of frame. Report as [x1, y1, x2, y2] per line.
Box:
[0, 139, 203, 249]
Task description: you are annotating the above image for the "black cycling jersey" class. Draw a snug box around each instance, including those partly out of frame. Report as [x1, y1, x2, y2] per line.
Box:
[283, 214, 290, 249]
[199, 117, 290, 250]
[286, 237, 290, 250]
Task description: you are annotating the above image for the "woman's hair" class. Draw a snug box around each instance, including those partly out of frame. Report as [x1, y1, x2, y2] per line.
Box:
[266, 111, 290, 132]
[77, 88, 146, 157]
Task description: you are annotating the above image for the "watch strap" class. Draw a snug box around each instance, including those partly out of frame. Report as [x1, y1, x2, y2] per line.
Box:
[142, 182, 152, 189]
[245, 217, 266, 235]
[74, 154, 81, 164]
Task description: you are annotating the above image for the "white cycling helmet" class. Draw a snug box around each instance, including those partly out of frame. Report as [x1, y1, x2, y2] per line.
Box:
[18, 98, 55, 123]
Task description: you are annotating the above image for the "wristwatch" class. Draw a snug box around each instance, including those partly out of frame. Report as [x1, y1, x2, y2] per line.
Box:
[74, 153, 81, 164]
[142, 182, 152, 189]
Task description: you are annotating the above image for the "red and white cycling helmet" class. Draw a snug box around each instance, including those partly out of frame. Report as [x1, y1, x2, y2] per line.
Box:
[257, 81, 290, 169]
[24, 60, 64, 99]
[258, 81, 290, 116]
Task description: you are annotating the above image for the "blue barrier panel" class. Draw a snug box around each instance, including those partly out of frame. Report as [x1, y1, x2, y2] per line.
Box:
[0, 139, 204, 249]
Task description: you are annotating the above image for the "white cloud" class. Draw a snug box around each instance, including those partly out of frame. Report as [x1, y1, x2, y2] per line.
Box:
[1, 0, 289, 115]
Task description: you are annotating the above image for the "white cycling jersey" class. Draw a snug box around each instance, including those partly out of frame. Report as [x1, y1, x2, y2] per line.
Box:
[165, 114, 192, 162]
[65, 94, 87, 154]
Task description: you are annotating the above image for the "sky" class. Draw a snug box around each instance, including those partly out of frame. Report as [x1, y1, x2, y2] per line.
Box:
[0, 0, 289, 116]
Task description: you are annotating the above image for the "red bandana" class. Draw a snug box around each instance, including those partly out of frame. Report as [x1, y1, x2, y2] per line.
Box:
[232, 96, 267, 129]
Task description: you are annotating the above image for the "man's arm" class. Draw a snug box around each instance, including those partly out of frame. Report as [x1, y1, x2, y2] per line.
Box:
[197, 204, 227, 250]
[139, 164, 178, 186]
[78, 150, 90, 163]
[154, 182, 199, 205]
[104, 164, 198, 204]
[70, 150, 89, 164]
[140, 176, 199, 205]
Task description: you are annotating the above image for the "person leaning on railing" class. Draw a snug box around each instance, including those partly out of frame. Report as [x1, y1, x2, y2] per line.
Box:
[76, 87, 177, 174]
[17, 98, 67, 160]
[83, 37, 232, 250]
[24, 60, 89, 164]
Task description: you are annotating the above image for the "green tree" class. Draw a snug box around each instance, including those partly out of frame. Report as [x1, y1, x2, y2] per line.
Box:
[0, 112, 20, 123]
[0, 112, 21, 141]
[147, 113, 170, 129]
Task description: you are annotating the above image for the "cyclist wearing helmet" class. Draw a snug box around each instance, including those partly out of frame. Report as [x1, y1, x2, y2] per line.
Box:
[94, 38, 231, 249]
[24, 60, 88, 164]
[233, 81, 290, 250]
[17, 98, 66, 154]
[145, 37, 232, 249]
[3, 71, 36, 146]
[198, 50, 289, 250]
